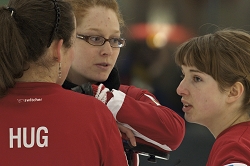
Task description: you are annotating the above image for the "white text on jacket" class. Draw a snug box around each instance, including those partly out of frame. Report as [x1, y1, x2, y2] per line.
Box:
[9, 126, 48, 148]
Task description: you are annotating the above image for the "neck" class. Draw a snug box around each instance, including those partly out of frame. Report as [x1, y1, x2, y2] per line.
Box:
[209, 111, 250, 138]
[66, 70, 96, 85]
[16, 64, 56, 83]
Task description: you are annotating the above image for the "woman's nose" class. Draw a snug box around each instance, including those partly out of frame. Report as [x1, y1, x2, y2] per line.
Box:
[101, 41, 113, 56]
[176, 80, 187, 96]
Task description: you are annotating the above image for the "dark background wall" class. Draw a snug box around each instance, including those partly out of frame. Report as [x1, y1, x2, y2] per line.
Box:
[0, 0, 7, 5]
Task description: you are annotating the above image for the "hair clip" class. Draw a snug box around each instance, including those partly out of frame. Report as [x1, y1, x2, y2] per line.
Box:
[47, 0, 61, 47]
[7, 7, 16, 17]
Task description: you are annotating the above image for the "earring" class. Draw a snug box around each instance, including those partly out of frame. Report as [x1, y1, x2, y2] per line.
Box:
[58, 62, 62, 78]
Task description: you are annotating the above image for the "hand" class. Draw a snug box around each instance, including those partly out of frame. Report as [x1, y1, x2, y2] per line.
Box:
[91, 84, 113, 104]
[117, 123, 136, 147]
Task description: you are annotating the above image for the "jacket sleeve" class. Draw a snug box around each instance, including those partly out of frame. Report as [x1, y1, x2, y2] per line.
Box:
[106, 85, 185, 151]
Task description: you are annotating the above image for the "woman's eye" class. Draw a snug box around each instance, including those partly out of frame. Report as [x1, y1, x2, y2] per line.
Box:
[111, 38, 120, 44]
[90, 36, 102, 42]
[193, 76, 202, 82]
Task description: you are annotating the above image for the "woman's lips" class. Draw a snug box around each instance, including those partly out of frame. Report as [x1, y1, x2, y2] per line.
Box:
[182, 103, 192, 112]
[95, 63, 110, 69]
[181, 99, 193, 112]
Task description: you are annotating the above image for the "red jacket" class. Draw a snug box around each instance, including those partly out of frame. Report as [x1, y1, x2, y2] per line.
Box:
[104, 85, 185, 166]
[206, 121, 250, 166]
[0, 82, 128, 166]
[111, 85, 185, 152]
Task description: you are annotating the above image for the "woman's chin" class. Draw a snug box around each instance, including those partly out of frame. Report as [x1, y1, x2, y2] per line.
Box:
[92, 76, 108, 83]
[184, 114, 195, 123]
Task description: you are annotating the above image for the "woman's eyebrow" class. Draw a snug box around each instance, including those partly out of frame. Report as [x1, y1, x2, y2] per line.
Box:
[190, 69, 201, 73]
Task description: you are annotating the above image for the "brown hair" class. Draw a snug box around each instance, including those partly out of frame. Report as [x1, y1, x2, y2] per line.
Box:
[0, 0, 75, 97]
[66, 0, 124, 29]
[175, 29, 250, 111]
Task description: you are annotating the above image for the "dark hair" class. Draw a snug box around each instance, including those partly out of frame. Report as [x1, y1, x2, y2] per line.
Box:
[0, 0, 75, 97]
[175, 29, 250, 111]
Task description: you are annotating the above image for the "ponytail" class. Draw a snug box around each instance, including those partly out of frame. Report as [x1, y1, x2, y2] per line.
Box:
[0, 6, 28, 97]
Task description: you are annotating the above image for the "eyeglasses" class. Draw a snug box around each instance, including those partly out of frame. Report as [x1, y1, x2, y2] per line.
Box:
[76, 34, 126, 48]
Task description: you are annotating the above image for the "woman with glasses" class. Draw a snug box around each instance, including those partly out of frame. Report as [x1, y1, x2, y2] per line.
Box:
[63, 0, 185, 165]
[0, 0, 127, 165]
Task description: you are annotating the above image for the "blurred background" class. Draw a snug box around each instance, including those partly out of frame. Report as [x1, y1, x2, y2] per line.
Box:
[116, 1, 250, 165]
[1, 0, 250, 165]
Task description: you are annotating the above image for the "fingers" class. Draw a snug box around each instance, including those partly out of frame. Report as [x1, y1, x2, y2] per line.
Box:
[117, 123, 137, 147]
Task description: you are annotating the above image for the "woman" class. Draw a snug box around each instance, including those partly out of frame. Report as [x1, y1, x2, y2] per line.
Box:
[176, 29, 250, 166]
[63, 0, 185, 165]
[0, 0, 127, 165]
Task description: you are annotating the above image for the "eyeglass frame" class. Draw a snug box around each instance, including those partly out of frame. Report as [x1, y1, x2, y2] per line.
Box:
[76, 34, 126, 48]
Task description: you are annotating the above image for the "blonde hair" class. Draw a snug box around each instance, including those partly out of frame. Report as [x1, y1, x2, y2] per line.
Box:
[66, 0, 124, 29]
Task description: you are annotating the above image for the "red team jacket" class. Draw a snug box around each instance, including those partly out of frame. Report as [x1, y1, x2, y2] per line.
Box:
[206, 121, 250, 166]
[117, 85, 185, 150]
[0, 82, 128, 166]
[108, 85, 185, 165]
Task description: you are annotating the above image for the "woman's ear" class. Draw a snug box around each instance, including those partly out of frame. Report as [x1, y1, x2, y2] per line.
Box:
[227, 82, 244, 103]
[53, 39, 64, 62]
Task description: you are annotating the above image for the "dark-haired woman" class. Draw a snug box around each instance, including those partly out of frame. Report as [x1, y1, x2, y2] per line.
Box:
[0, 0, 127, 165]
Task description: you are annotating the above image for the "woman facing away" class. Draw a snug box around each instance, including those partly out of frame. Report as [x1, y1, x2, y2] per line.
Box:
[0, 0, 128, 165]
[176, 29, 250, 166]
[63, 0, 185, 165]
